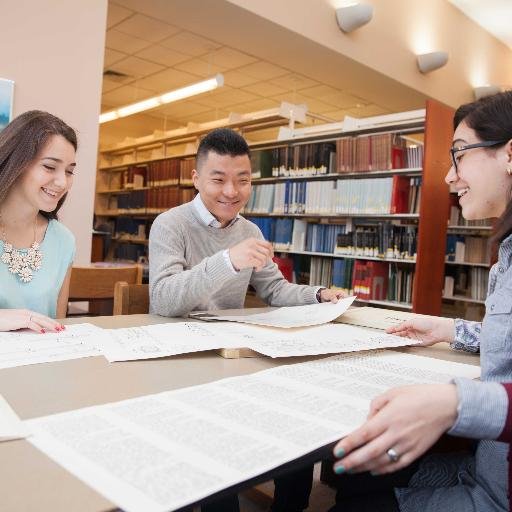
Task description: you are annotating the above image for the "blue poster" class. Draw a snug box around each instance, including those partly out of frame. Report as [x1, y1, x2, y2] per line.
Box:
[0, 78, 14, 131]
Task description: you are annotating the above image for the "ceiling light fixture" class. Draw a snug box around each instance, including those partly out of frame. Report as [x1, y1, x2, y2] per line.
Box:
[335, 3, 373, 33]
[416, 51, 448, 74]
[99, 73, 224, 124]
[473, 85, 501, 100]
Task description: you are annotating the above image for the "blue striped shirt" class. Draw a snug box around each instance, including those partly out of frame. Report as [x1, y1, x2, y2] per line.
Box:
[396, 233, 512, 512]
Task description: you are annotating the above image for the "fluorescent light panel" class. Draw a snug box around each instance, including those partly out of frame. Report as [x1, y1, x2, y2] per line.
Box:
[99, 74, 224, 124]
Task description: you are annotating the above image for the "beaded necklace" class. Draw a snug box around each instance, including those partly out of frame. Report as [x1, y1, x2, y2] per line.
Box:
[0, 213, 43, 283]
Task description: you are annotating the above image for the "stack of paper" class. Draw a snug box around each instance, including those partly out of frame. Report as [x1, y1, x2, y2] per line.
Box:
[27, 350, 480, 512]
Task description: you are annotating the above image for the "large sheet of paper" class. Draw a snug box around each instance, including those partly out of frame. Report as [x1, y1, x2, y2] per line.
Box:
[0, 323, 105, 369]
[0, 394, 29, 441]
[100, 322, 246, 362]
[335, 306, 435, 331]
[27, 351, 480, 512]
[236, 323, 420, 358]
[101, 320, 418, 362]
[193, 296, 356, 328]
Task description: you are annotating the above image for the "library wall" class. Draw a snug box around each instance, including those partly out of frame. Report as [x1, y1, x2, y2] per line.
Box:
[0, 0, 108, 264]
[229, 0, 512, 108]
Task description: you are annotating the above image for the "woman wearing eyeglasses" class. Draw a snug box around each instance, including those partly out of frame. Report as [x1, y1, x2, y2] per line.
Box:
[330, 90, 512, 512]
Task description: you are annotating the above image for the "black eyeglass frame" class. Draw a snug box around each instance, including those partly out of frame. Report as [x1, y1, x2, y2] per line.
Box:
[450, 139, 508, 174]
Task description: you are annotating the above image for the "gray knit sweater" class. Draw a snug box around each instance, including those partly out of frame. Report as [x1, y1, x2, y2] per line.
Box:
[149, 201, 318, 317]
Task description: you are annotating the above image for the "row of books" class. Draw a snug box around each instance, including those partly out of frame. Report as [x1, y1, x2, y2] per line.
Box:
[266, 143, 337, 177]
[446, 235, 490, 264]
[113, 243, 147, 262]
[335, 133, 408, 173]
[114, 160, 196, 190]
[246, 217, 418, 260]
[444, 267, 488, 301]
[248, 217, 347, 254]
[254, 134, 423, 178]
[305, 256, 413, 304]
[244, 176, 421, 215]
[388, 267, 414, 304]
[102, 131, 424, 176]
[111, 188, 196, 213]
[334, 224, 417, 260]
[114, 218, 147, 239]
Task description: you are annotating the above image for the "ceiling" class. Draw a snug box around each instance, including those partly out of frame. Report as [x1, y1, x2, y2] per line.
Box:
[101, 0, 436, 146]
[448, 0, 512, 50]
[101, 0, 511, 147]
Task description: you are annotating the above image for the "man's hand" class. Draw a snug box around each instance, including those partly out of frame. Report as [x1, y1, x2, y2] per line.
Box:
[319, 288, 347, 303]
[229, 238, 274, 272]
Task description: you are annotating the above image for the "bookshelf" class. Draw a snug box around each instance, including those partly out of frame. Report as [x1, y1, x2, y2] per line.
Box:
[94, 99, 453, 315]
[442, 195, 493, 321]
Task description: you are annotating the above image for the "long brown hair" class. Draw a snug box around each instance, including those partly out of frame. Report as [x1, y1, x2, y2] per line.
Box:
[0, 110, 78, 220]
[453, 91, 512, 247]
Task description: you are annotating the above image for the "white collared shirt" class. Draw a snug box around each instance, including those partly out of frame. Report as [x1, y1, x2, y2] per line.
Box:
[193, 194, 239, 273]
[193, 194, 240, 228]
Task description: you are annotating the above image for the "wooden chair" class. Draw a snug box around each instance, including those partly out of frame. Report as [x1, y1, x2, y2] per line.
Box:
[113, 281, 149, 315]
[68, 264, 143, 316]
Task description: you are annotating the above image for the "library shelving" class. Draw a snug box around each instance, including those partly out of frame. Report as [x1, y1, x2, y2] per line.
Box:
[94, 99, 454, 315]
[442, 195, 493, 320]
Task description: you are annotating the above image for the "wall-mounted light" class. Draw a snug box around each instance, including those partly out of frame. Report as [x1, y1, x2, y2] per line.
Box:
[99, 74, 224, 124]
[416, 51, 448, 74]
[335, 3, 373, 33]
[473, 85, 501, 100]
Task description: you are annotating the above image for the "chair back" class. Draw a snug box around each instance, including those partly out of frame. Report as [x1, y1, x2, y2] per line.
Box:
[69, 265, 143, 300]
[113, 281, 149, 315]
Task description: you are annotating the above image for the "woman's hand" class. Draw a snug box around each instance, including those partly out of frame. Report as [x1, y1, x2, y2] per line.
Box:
[0, 309, 65, 333]
[386, 317, 455, 346]
[332, 384, 459, 475]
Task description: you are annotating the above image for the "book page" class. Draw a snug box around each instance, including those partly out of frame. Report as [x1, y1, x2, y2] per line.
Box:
[194, 296, 356, 328]
[0, 323, 105, 369]
[0, 394, 29, 441]
[27, 350, 479, 512]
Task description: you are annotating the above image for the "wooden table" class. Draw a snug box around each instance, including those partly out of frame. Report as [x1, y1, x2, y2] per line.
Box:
[0, 314, 479, 511]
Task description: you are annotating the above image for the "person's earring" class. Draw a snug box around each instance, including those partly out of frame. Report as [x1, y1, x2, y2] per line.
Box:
[507, 166, 512, 176]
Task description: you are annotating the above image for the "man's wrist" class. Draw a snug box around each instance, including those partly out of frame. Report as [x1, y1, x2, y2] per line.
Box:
[316, 287, 326, 303]
[223, 249, 238, 274]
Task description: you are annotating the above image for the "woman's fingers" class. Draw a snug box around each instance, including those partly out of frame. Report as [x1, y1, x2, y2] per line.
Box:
[25, 312, 63, 333]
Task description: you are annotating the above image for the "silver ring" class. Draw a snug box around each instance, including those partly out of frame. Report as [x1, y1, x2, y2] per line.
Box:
[386, 448, 400, 463]
[29, 315, 33, 323]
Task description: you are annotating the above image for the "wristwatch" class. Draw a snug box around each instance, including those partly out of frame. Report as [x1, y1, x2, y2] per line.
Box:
[316, 288, 326, 303]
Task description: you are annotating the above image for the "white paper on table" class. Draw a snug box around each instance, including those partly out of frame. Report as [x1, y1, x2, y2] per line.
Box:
[0, 394, 30, 441]
[27, 350, 480, 512]
[0, 323, 106, 369]
[101, 322, 245, 362]
[335, 306, 434, 331]
[222, 322, 422, 358]
[101, 318, 416, 362]
[199, 295, 356, 328]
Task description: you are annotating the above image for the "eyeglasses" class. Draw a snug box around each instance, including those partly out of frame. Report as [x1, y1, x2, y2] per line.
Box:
[450, 140, 507, 175]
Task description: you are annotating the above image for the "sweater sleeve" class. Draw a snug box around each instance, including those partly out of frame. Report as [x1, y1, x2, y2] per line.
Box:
[148, 214, 239, 317]
[249, 227, 317, 306]
[448, 378, 508, 440]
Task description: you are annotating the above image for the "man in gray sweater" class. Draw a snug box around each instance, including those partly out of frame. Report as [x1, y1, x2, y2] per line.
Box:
[149, 128, 344, 318]
[149, 128, 344, 512]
